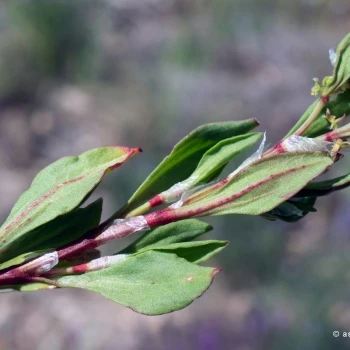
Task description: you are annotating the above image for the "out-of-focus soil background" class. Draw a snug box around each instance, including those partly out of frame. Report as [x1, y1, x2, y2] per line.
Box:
[0, 1, 350, 349]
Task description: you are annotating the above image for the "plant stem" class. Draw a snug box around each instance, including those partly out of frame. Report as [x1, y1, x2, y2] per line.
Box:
[292, 96, 328, 136]
[116, 192, 170, 219]
[123, 201, 154, 218]
[0, 209, 179, 286]
[317, 123, 350, 141]
[30, 276, 60, 288]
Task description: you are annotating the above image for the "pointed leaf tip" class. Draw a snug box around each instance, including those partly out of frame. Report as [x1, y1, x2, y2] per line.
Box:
[120, 146, 142, 154]
[211, 268, 222, 277]
[252, 118, 260, 126]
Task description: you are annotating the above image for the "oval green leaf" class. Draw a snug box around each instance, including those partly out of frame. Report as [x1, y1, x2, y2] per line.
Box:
[0, 146, 140, 256]
[56, 250, 220, 315]
[173, 152, 333, 217]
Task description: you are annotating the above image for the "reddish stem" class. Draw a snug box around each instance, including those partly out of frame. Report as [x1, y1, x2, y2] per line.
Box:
[318, 124, 350, 142]
[0, 209, 180, 286]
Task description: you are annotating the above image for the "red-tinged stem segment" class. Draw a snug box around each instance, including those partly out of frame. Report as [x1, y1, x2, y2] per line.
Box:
[317, 123, 350, 141]
[56, 220, 139, 261]
[121, 194, 164, 218]
[0, 189, 221, 286]
[0, 211, 178, 286]
[44, 255, 127, 277]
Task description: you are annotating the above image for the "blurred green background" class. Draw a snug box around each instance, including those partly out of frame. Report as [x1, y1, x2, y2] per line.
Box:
[0, 0, 350, 349]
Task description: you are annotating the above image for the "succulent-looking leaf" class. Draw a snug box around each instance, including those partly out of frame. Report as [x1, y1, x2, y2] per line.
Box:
[0, 147, 139, 257]
[131, 240, 228, 264]
[125, 119, 259, 211]
[297, 173, 350, 197]
[324, 33, 350, 95]
[172, 152, 333, 217]
[56, 251, 219, 315]
[0, 198, 103, 264]
[120, 219, 212, 254]
[286, 91, 350, 138]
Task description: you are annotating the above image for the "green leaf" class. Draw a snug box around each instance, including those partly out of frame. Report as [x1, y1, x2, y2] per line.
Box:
[173, 152, 333, 217]
[0, 250, 48, 271]
[125, 119, 259, 211]
[132, 240, 228, 264]
[286, 91, 350, 138]
[56, 251, 219, 315]
[189, 132, 263, 184]
[298, 172, 350, 197]
[289, 197, 317, 212]
[120, 219, 212, 254]
[324, 33, 350, 95]
[35, 199, 102, 250]
[12, 283, 53, 292]
[263, 197, 317, 222]
[0, 198, 102, 264]
[0, 146, 139, 257]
